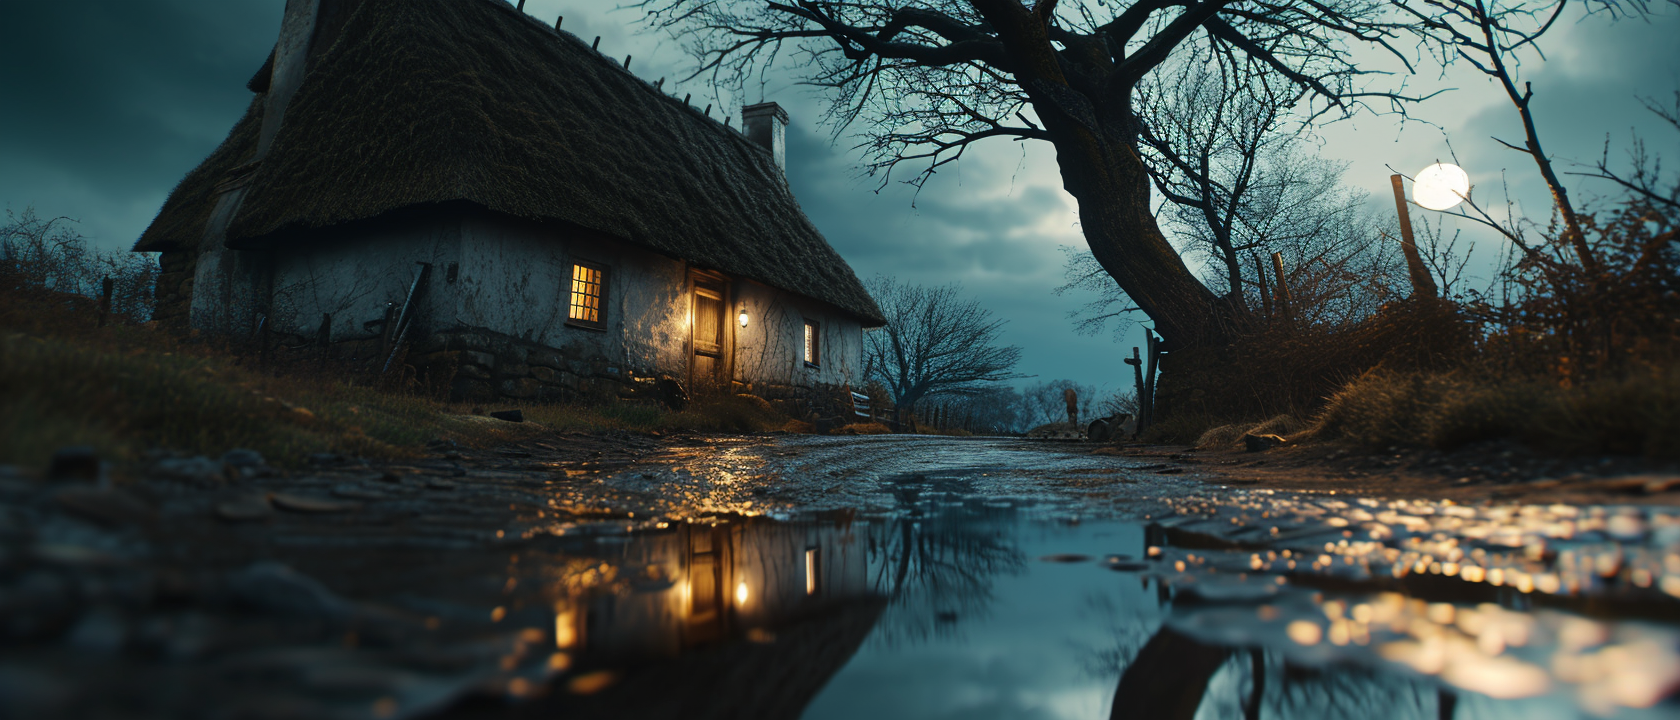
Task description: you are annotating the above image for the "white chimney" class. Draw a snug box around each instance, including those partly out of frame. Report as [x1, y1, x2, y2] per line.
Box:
[741, 102, 788, 173]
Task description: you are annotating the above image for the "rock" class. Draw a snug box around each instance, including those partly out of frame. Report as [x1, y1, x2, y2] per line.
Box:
[226, 562, 351, 620]
[658, 378, 688, 410]
[46, 446, 99, 482]
[1243, 433, 1288, 452]
[152, 456, 229, 485]
[220, 448, 266, 469]
[307, 453, 344, 466]
[54, 486, 154, 527]
[529, 366, 557, 383]
[216, 495, 273, 522]
[270, 493, 362, 514]
[488, 409, 524, 423]
[1087, 418, 1112, 443]
[331, 484, 390, 501]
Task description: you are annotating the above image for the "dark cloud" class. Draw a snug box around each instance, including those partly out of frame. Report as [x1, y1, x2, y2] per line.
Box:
[1, 0, 283, 243]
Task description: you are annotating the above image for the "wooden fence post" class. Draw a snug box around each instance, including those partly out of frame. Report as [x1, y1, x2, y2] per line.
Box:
[97, 276, 113, 327]
[317, 313, 332, 366]
[1271, 252, 1292, 325]
[1125, 346, 1144, 437]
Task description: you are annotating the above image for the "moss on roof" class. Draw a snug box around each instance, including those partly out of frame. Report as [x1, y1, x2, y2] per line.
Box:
[138, 0, 882, 325]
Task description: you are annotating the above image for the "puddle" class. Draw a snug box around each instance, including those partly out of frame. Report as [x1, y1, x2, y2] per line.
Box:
[460, 496, 1680, 719]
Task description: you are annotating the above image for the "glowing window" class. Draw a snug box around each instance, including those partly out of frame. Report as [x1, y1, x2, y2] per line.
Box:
[804, 320, 820, 367]
[567, 262, 607, 328]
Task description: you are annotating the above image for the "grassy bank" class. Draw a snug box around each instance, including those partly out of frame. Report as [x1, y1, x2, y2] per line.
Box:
[1313, 368, 1680, 458]
[0, 287, 789, 469]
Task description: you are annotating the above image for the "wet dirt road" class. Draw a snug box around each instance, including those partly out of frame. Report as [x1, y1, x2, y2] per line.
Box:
[4, 434, 1679, 719]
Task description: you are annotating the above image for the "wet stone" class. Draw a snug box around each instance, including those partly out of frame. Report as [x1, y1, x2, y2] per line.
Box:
[152, 456, 228, 485]
[216, 495, 273, 522]
[331, 484, 391, 501]
[270, 493, 362, 514]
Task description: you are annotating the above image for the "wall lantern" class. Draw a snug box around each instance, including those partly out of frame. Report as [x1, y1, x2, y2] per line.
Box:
[738, 304, 750, 328]
[1412, 162, 1471, 211]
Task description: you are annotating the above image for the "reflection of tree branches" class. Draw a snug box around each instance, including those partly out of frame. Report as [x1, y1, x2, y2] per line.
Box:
[1073, 590, 1161, 680]
[1267, 659, 1440, 719]
[864, 501, 1027, 648]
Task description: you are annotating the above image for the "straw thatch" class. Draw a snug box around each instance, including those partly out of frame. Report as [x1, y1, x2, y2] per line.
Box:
[132, 95, 263, 253]
[134, 0, 883, 325]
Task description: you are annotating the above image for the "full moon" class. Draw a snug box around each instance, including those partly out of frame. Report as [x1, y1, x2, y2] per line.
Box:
[1413, 163, 1471, 211]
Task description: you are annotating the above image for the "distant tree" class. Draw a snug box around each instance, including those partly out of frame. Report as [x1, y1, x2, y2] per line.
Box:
[1, 206, 157, 320]
[862, 275, 1025, 420]
[1019, 379, 1101, 427]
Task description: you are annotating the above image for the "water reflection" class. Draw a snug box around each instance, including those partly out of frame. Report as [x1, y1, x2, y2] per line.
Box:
[500, 497, 1680, 720]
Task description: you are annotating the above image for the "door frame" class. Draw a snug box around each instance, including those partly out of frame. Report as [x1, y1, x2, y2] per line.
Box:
[687, 269, 731, 390]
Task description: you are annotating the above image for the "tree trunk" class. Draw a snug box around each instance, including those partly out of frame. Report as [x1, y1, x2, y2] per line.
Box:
[1053, 132, 1232, 351]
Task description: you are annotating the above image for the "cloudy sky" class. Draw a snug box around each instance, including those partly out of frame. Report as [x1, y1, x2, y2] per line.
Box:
[2, 0, 1676, 396]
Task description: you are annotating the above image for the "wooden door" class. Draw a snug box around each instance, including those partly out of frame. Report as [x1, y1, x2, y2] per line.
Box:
[691, 279, 725, 388]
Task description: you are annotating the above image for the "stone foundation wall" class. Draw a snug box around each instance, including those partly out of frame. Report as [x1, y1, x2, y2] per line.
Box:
[411, 327, 683, 407]
[746, 381, 857, 432]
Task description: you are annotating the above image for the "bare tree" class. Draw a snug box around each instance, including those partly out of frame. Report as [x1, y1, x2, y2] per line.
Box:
[1394, 0, 1668, 273]
[637, 0, 1428, 350]
[1060, 147, 1404, 335]
[862, 275, 1025, 419]
[1, 206, 158, 320]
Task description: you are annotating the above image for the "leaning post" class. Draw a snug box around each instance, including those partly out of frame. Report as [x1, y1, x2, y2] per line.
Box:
[1390, 174, 1439, 298]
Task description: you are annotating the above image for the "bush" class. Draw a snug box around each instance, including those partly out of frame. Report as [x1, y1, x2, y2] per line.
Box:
[1312, 368, 1680, 458]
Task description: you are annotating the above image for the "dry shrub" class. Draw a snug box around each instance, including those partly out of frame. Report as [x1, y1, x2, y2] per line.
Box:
[833, 422, 892, 435]
[780, 419, 817, 434]
[1163, 296, 1475, 422]
[1194, 413, 1304, 450]
[1312, 367, 1680, 458]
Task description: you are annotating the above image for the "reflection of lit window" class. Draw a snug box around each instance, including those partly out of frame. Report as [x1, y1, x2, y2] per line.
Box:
[803, 319, 820, 367]
[567, 262, 608, 329]
[805, 547, 819, 596]
[555, 607, 578, 648]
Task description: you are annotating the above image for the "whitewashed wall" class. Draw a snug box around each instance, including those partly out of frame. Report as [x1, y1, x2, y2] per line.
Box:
[733, 279, 865, 391]
[456, 215, 689, 379]
[268, 216, 461, 342]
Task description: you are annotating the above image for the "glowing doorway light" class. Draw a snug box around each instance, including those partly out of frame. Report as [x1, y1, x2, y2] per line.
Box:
[1413, 163, 1471, 211]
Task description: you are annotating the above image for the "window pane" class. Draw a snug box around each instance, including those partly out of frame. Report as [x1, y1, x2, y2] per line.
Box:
[568, 264, 605, 324]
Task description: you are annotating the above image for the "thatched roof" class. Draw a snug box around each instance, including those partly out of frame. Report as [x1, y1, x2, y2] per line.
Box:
[133, 0, 883, 325]
[132, 95, 263, 254]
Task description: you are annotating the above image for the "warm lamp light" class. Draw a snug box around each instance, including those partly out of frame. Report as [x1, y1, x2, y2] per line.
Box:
[738, 305, 750, 328]
[1413, 162, 1470, 211]
[735, 581, 749, 606]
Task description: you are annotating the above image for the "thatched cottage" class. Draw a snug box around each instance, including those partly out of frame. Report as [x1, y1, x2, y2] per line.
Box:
[134, 0, 884, 416]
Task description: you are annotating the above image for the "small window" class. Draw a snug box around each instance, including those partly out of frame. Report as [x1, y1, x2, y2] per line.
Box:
[567, 262, 607, 329]
[805, 547, 820, 596]
[803, 319, 820, 367]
